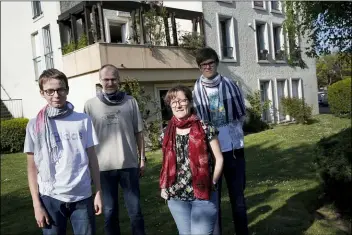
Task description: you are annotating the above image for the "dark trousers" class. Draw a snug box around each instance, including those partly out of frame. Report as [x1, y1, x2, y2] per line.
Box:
[100, 168, 145, 235]
[215, 148, 249, 235]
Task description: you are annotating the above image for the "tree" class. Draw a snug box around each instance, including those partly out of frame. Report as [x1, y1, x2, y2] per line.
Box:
[284, 1, 352, 60]
[316, 53, 352, 88]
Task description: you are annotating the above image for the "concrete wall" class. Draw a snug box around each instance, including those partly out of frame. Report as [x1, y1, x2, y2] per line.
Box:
[202, 1, 319, 120]
[1, 1, 63, 119]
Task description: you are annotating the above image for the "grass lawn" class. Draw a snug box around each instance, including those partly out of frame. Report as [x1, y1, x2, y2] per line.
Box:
[1, 114, 351, 235]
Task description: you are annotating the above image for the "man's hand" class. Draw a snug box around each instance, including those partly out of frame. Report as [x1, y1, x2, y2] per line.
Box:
[139, 160, 146, 177]
[34, 205, 50, 228]
[94, 191, 103, 215]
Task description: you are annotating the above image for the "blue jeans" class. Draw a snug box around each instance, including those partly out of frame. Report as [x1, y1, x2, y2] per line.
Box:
[40, 195, 95, 235]
[214, 148, 248, 235]
[167, 191, 218, 235]
[100, 168, 145, 235]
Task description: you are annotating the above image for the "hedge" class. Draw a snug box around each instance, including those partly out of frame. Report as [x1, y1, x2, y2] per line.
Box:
[281, 97, 313, 124]
[314, 127, 352, 214]
[328, 77, 351, 118]
[0, 118, 29, 153]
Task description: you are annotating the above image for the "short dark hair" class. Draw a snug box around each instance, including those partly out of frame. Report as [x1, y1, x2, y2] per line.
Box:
[195, 47, 219, 66]
[99, 64, 120, 79]
[38, 68, 69, 90]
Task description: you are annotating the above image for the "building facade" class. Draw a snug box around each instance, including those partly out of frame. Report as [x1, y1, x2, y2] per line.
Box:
[1, 1, 318, 124]
[202, 1, 319, 122]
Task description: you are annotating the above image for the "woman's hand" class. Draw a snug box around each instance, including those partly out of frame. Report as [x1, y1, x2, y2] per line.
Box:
[161, 188, 169, 200]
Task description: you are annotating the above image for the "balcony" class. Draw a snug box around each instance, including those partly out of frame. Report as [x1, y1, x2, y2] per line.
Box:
[62, 43, 198, 78]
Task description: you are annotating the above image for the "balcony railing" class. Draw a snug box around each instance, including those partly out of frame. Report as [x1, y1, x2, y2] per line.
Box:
[258, 49, 269, 60]
[1, 99, 23, 119]
[275, 49, 285, 60]
[222, 46, 234, 59]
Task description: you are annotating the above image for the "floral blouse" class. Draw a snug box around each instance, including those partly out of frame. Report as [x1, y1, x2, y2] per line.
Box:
[159, 121, 218, 201]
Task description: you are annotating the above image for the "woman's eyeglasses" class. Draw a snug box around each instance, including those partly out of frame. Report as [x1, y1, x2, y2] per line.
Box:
[170, 99, 189, 108]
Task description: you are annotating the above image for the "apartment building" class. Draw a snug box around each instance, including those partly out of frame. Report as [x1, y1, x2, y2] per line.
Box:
[1, 1, 203, 120]
[202, 1, 319, 123]
[1, 1, 318, 124]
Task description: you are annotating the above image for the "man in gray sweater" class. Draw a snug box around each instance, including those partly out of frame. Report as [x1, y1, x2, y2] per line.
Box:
[84, 64, 146, 235]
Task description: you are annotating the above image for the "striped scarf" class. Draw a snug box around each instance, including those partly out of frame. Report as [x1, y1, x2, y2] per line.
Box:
[97, 90, 126, 106]
[193, 74, 246, 123]
[34, 102, 74, 193]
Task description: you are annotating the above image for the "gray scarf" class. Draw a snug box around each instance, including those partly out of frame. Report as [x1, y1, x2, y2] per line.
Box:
[193, 74, 246, 123]
[34, 102, 74, 193]
[97, 90, 126, 106]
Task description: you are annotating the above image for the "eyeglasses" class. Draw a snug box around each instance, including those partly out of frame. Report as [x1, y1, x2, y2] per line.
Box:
[170, 99, 188, 108]
[200, 60, 216, 69]
[43, 88, 67, 96]
[101, 78, 119, 84]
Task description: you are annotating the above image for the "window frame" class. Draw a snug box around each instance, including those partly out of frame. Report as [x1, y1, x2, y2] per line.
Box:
[254, 19, 270, 63]
[216, 13, 237, 62]
[252, 1, 266, 11]
[269, 1, 283, 14]
[42, 25, 54, 70]
[31, 1, 42, 20]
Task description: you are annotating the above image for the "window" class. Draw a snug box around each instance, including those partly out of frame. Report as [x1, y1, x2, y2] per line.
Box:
[291, 79, 301, 98]
[270, 1, 282, 12]
[31, 32, 42, 81]
[217, 14, 236, 61]
[260, 80, 272, 122]
[43, 26, 54, 69]
[272, 24, 285, 61]
[276, 79, 289, 121]
[253, 1, 265, 9]
[107, 20, 128, 43]
[255, 20, 269, 61]
[32, 1, 42, 19]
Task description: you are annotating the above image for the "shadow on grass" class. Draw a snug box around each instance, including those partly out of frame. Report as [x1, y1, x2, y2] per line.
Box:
[1, 127, 347, 235]
[250, 186, 323, 235]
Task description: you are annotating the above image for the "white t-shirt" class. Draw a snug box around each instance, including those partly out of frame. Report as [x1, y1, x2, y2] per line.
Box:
[205, 86, 245, 152]
[24, 111, 99, 203]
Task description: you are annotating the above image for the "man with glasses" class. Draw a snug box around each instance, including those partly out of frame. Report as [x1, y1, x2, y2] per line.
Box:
[193, 48, 249, 235]
[24, 68, 102, 235]
[84, 64, 146, 235]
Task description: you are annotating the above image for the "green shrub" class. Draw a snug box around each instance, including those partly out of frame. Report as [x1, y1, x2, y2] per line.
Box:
[281, 97, 313, 124]
[1, 118, 29, 153]
[328, 77, 351, 118]
[314, 127, 352, 214]
[243, 91, 270, 133]
[120, 78, 161, 150]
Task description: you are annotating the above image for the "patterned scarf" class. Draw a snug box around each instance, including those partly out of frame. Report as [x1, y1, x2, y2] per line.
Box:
[193, 74, 246, 123]
[34, 102, 74, 193]
[97, 90, 126, 106]
[160, 114, 211, 200]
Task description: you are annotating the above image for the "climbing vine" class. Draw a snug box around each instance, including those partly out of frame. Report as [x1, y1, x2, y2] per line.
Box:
[282, 1, 307, 68]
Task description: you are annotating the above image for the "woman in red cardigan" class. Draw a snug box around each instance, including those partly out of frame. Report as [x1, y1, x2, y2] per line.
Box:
[159, 85, 224, 235]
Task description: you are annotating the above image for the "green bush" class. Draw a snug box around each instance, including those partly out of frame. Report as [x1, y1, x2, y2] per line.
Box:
[328, 77, 351, 118]
[120, 78, 161, 150]
[314, 127, 352, 214]
[281, 97, 313, 124]
[243, 91, 270, 133]
[1, 118, 29, 153]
